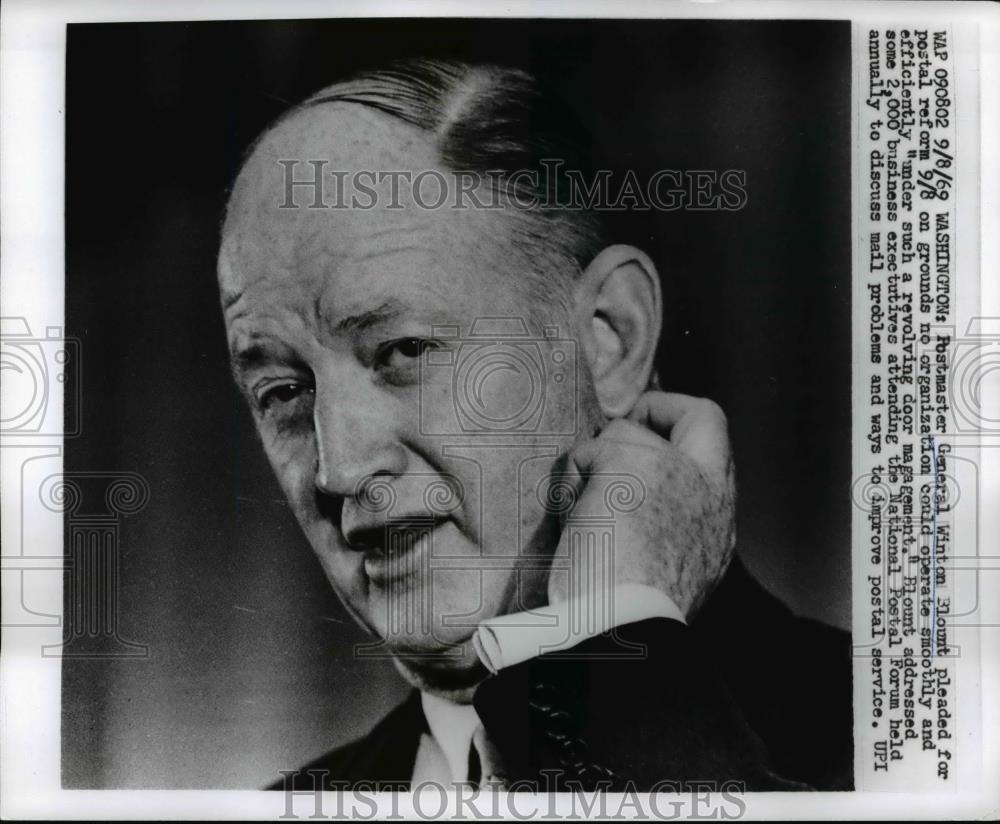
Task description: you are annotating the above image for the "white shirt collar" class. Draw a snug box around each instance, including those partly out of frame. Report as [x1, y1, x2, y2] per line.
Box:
[420, 691, 482, 783]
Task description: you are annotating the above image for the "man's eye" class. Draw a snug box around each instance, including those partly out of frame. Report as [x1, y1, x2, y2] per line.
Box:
[376, 338, 435, 367]
[256, 381, 314, 412]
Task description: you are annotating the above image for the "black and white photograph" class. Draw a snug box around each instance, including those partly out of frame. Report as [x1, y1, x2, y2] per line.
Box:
[1, 2, 997, 820]
[60, 16, 853, 793]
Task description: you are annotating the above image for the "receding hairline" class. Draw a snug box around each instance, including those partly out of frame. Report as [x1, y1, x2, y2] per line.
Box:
[220, 59, 609, 311]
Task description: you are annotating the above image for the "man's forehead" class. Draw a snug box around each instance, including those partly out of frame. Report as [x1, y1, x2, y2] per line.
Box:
[219, 104, 530, 312]
[244, 102, 437, 189]
[219, 197, 521, 311]
[221, 104, 438, 255]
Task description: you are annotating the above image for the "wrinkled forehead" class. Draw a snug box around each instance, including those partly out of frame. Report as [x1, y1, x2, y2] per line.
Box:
[218, 103, 526, 309]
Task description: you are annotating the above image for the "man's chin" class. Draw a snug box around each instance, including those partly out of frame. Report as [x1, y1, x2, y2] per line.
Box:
[380, 626, 477, 661]
[381, 631, 489, 695]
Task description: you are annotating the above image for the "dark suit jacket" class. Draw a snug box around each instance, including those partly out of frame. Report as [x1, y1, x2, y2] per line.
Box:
[269, 558, 853, 792]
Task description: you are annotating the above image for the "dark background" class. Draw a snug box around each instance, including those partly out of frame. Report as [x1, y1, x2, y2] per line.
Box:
[64, 18, 851, 789]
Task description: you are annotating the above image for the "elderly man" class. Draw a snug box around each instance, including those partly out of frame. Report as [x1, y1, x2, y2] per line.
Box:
[218, 59, 852, 792]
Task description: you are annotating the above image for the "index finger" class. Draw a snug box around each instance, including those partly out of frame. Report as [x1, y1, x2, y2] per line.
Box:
[628, 392, 731, 472]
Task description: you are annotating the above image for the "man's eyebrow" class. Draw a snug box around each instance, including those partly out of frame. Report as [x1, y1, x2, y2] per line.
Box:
[229, 300, 415, 376]
[333, 299, 405, 334]
[229, 343, 280, 377]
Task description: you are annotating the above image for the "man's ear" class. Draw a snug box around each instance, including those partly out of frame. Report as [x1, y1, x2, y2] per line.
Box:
[574, 244, 663, 418]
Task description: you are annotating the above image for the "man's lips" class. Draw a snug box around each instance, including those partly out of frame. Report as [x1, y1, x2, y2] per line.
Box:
[347, 515, 451, 583]
[346, 514, 449, 553]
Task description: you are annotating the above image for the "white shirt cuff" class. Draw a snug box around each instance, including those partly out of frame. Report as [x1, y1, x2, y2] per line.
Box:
[473, 584, 685, 674]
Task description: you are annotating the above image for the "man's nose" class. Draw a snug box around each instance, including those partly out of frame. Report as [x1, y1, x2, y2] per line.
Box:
[312, 387, 407, 500]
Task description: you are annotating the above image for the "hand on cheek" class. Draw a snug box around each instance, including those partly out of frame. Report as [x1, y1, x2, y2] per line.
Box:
[546, 391, 736, 619]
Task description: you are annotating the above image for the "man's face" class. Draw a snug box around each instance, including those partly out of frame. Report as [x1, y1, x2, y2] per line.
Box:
[220, 105, 598, 685]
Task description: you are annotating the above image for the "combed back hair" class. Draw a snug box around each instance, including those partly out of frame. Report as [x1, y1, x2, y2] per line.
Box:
[245, 58, 613, 314]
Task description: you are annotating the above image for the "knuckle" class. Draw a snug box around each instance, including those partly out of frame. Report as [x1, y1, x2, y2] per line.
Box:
[698, 397, 728, 426]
